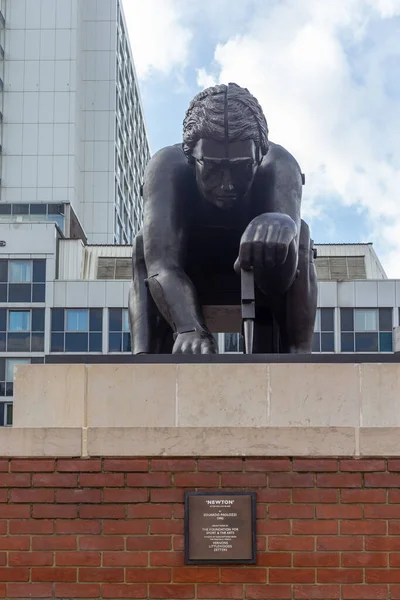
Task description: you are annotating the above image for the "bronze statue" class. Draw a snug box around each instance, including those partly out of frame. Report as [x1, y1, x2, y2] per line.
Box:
[128, 83, 317, 354]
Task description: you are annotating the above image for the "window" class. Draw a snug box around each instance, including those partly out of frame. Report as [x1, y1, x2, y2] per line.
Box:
[0, 358, 31, 397]
[0, 402, 12, 427]
[51, 309, 103, 353]
[0, 259, 46, 303]
[341, 308, 392, 352]
[313, 308, 335, 352]
[0, 204, 65, 233]
[9, 311, 30, 331]
[223, 333, 244, 353]
[66, 309, 88, 332]
[354, 309, 377, 332]
[109, 309, 131, 352]
[0, 309, 45, 352]
[9, 261, 31, 283]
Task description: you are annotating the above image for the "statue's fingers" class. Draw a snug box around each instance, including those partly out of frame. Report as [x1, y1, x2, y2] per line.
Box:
[238, 241, 252, 270]
[252, 240, 264, 269]
[276, 242, 289, 265]
[266, 223, 279, 245]
[180, 341, 191, 354]
[201, 340, 215, 354]
[276, 228, 292, 264]
[253, 223, 265, 242]
[278, 226, 296, 245]
[241, 224, 256, 243]
[192, 340, 202, 354]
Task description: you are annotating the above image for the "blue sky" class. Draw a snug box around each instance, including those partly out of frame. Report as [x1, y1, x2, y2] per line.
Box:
[122, 0, 400, 276]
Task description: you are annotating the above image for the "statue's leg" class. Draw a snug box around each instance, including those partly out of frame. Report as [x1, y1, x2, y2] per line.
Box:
[278, 220, 318, 353]
[129, 232, 173, 354]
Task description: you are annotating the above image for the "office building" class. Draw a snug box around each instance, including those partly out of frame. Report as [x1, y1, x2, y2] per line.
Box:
[0, 0, 150, 243]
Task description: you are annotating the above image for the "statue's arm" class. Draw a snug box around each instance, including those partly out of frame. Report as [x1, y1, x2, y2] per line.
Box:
[236, 143, 304, 291]
[259, 142, 303, 235]
[142, 146, 207, 337]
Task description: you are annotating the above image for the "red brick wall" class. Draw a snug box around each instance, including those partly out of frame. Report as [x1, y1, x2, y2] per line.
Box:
[0, 457, 399, 599]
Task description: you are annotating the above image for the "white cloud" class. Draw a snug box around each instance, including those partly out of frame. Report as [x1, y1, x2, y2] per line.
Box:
[196, 68, 217, 90]
[121, 0, 192, 78]
[196, 0, 400, 275]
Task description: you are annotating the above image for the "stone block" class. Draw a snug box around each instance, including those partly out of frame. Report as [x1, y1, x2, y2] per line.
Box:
[360, 364, 400, 427]
[87, 426, 356, 457]
[0, 428, 81, 456]
[269, 364, 361, 427]
[86, 364, 177, 427]
[13, 364, 86, 428]
[176, 364, 268, 427]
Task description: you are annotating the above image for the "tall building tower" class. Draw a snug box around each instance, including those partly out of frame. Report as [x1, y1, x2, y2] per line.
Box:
[0, 0, 150, 243]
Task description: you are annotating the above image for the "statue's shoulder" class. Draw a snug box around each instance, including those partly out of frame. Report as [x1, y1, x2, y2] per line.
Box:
[146, 143, 188, 171]
[262, 141, 299, 165]
[143, 144, 194, 200]
[260, 141, 301, 173]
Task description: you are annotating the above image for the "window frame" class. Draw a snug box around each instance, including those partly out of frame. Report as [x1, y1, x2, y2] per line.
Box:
[340, 308, 393, 353]
[65, 309, 89, 333]
[9, 260, 32, 283]
[0, 259, 46, 303]
[51, 308, 103, 353]
[8, 310, 31, 332]
[313, 308, 335, 353]
[108, 308, 131, 353]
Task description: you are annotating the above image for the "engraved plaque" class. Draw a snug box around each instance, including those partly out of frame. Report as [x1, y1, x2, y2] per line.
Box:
[184, 491, 256, 564]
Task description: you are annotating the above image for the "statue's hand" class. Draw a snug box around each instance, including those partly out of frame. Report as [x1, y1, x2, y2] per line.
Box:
[172, 330, 218, 354]
[235, 213, 297, 271]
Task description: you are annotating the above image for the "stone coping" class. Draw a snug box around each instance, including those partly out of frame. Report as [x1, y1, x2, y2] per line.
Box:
[0, 426, 398, 457]
[45, 353, 400, 363]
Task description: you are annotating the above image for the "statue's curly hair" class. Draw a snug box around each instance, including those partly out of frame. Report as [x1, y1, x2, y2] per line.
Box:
[182, 83, 269, 159]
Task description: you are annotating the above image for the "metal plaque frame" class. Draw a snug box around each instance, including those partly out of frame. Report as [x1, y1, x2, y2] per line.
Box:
[184, 491, 257, 565]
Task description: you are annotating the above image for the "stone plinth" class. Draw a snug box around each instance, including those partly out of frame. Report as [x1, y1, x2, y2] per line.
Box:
[4, 362, 400, 457]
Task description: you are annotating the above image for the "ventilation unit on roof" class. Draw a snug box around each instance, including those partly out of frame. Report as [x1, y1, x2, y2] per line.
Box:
[315, 256, 366, 281]
[97, 257, 131, 280]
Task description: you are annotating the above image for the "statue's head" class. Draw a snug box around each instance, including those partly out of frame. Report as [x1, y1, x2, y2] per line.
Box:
[183, 83, 269, 209]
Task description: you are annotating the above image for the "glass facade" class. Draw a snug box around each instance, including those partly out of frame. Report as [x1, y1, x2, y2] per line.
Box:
[109, 308, 131, 352]
[0, 308, 45, 352]
[224, 333, 244, 353]
[0, 203, 65, 232]
[114, 1, 150, 244]
[341, 308, 393, 352]
[9, 261, 31, 283]
[313, 308, 335, 353]
[51, 309, 103, 353]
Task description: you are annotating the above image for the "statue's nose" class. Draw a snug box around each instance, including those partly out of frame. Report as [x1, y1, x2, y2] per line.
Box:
[220, 170, 234, 193]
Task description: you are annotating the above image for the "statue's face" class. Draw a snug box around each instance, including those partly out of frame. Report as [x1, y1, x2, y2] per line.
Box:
[192, 139, 259, 209]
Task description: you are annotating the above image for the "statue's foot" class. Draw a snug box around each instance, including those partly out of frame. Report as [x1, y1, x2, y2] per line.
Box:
[288, 346, 312, 355]
[172, 330, 218, 354]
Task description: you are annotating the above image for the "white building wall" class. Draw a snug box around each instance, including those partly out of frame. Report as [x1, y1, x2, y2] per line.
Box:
[77, 0, 117, 243]
[2, 0, 79, 207]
